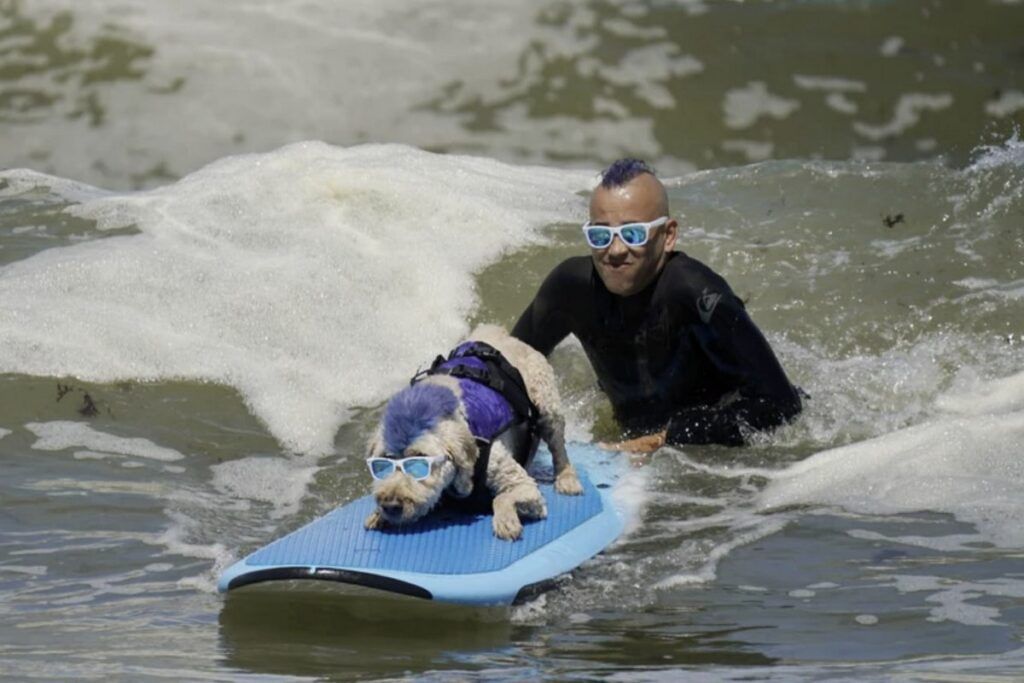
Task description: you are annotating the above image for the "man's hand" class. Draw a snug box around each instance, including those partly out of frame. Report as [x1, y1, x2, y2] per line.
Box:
[600, 429, 667, 454]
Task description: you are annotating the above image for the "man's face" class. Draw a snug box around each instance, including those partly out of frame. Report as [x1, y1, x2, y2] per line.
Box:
[588, 174, 678, 297]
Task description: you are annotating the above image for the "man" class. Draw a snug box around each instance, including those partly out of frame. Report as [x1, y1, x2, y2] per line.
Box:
[511, 159, 802, 451]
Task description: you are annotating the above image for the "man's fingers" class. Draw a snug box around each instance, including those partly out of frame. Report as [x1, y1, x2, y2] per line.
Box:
[599, 436, 658, 453]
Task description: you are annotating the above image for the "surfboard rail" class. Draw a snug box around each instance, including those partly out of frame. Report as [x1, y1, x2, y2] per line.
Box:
[218, 444, 626, 605]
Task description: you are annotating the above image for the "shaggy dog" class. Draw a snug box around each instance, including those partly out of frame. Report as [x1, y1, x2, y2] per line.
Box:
[364, 324, 582, 540]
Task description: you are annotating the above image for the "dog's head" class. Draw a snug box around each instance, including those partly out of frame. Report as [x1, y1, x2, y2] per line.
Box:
[365, 378, 478, 525]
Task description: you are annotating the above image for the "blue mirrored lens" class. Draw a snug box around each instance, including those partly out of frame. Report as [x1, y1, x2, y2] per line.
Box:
[586, 227, 612, 247]
[620, 225, 647, 245]
[403, 457, 431, 479]
[370, 459, 394, 478]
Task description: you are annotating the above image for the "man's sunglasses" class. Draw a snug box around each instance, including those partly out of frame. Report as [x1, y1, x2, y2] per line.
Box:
[581, 216, 668, 249]
[366, 454, 446, 481]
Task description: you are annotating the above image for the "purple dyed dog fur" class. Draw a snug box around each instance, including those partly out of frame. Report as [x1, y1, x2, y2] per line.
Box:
[382, 383, 459, 455]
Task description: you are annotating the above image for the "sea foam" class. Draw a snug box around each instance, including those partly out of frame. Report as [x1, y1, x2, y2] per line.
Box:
[759, 371, 1024, 548]
[26, 421, 185, 462]
[0, 143, 589, 454]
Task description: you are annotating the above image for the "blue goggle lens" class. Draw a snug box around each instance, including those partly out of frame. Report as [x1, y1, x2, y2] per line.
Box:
[619, 225, 647, 245]
[403, 457, 431, 479]
[586, 227, 613, 248]
[370, 459, 395, 478]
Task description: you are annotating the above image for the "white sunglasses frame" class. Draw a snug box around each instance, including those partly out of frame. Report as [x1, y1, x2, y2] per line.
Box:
[366, 454, 447, 481]
[581, 216, 669, 249]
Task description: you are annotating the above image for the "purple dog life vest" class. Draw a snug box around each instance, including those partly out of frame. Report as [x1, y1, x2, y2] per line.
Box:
[438, 345, 516, 441]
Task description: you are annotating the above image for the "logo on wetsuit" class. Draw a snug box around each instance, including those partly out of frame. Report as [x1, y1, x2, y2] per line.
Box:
[697, 288, 722, 324]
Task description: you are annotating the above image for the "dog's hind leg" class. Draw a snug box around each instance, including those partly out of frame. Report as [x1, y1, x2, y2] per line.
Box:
[477, 326, 582, 495]
[535, 411, 583, 495]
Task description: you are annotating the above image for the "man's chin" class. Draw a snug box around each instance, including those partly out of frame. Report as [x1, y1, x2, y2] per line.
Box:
[599, 270, 639, 296]
[593, 264, 630, 292]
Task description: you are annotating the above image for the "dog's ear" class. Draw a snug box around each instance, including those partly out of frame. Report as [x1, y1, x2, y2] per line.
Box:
[366, 425, 386, 459]
[436, 416, 478, 497]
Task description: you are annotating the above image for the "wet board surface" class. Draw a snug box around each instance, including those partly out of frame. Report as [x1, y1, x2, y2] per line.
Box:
[218, 443, 626, 605]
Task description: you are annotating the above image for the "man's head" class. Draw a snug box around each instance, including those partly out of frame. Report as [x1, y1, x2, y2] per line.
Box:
[586, 159, 678, 297]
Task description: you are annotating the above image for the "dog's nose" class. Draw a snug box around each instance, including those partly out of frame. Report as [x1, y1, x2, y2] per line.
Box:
[381, 502, 403, 518]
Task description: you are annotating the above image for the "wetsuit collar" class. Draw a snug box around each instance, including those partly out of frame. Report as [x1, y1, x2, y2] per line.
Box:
[593, 252, 677, 329]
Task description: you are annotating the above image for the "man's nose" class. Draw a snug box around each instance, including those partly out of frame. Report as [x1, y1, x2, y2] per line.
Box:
[607, 235, 629, 257]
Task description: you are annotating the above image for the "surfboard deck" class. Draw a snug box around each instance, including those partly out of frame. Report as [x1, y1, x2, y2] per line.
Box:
[218, 443, 626, 605]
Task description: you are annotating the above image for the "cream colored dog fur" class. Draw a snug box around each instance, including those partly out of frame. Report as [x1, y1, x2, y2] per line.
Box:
[364, 324, 582, 540]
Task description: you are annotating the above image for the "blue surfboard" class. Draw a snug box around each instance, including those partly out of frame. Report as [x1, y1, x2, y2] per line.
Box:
[218, 443, 626, 605]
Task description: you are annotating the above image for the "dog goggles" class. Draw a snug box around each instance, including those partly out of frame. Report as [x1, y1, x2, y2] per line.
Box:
[582, 216, 668, 249]
[366, 455, 447, 481]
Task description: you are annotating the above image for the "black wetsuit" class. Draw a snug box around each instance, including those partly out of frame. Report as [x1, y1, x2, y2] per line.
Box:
[511, 252, 802, 446]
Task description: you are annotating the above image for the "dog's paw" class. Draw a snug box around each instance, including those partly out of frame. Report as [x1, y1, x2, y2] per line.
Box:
[364, 510, 386, 530]
[492, 510, 523, 541]
[555, 465, 584, 495]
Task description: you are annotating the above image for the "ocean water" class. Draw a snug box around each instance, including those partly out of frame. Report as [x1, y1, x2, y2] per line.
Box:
[2, 0, 1023, 680]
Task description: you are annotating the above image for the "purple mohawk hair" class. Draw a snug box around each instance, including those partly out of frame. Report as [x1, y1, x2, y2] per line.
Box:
[600, 158, 656, 188]
[382, 383, 459, 455]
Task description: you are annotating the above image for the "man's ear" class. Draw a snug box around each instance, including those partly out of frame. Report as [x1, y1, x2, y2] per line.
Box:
[662, 217, 679, 252]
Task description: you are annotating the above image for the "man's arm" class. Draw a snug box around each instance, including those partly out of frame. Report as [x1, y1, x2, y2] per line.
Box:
[510, 260, 577, 355]
[665, 293, 802, 447]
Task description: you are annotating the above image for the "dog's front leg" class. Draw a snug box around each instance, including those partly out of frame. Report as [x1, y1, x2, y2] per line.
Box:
[488, 442, 548, 540]
[491, 491, 524, 540]
[364, 510, 387, 530]
[492, 483, 547, 540]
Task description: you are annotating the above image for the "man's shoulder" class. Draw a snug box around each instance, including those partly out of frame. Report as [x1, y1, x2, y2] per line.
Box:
[661, 252, 733, 294]
[542, 255, 593, 285]
[551, 254, 593, 273]
[659, 252, 741, 324]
